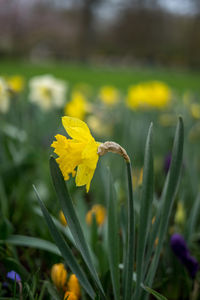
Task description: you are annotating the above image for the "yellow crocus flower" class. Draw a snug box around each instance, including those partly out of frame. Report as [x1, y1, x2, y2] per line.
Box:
[51, 117, 101, 192]
[51, 263, 67, 290]
[64, 291, 78, 300]
[86, 204, 106, 226]
[67, 274, 81, 298]
[59, 211, 67, 226]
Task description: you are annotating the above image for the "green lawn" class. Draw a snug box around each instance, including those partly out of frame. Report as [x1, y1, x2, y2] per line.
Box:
[1, 59, 200, 93]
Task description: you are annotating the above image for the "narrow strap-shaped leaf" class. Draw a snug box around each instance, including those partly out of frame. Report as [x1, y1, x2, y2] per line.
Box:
[134, 123, 154, 300]
[107, 170, 120, 300]
[2, 235, 61, 256]
[141, 284, 168, 300]
[186, 192, 200, 244]
[49, 157, 105, 299]
[145, 116, 184, 289]
[33, 185, 96, 300]
[143, 171, 170, 278]
[123, 161, 135, 300]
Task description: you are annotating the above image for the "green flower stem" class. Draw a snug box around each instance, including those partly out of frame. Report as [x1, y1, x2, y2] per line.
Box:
[123, 160, 135, 300]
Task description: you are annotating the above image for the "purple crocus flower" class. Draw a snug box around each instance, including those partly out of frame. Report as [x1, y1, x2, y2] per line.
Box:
[6, 271, 21, 282]
[170, 233, 199, 279]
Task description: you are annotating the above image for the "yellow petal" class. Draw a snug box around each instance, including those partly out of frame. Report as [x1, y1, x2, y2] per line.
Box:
[76, 163, 96, 192]
[51, 134, 83, 180]
[62, 116, 93, 142]
[67, 274, 81, 298]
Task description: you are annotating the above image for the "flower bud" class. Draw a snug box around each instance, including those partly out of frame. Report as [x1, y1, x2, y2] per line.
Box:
[67, 274, 81, 298]
[51, 263, 67, 290]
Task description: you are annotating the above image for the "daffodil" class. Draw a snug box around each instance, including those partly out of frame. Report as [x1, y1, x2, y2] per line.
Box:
[51, 117, 101, 192]
[51, 263, 67, 290]
[99, 85, 119, 106]
[126, 81, 171, 110]
[7, 76, 24, 93]
[86, 204, 106, 226]
[29, 75, 67, 110]
[0, 77, 10, 113]
[64, 91, 89, 120]
[190, 103, 200, 119]
[51, 117, 130, 192]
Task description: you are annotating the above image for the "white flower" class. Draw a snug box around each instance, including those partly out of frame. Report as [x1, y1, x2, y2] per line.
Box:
[0, 77, 10, 113]
[29, 75, 67, 110]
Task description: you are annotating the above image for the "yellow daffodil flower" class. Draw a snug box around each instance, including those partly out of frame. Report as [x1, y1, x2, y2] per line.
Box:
[99, 85, 119, 106]
[52, 117, 130, 192]
[64, 291, 78, 300]
[64, 91, 89, 120]
[51, 117, 101, 192]
[86, 204, 106, 226]
[51, 263, 67, 290]
[67, 274, 81, 298]
[190, 103, 200, 119]
[7, 76, 24, 93]
[126, 81, 171, 110]
[59, 211, 67, 226]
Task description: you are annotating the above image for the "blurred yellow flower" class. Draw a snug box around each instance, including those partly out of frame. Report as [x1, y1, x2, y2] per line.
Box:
[7, 76, 24, 93]
[64, 291, 78, 300]
[190, 103, 200, 119]
[51, 263, 67, 290]
[65, 91, 89, 120]
[51, 117, 100, 192]
[86, 204, 106, 226]
[67, 274, 81, 298]
[29, 75, 67, 110]
[126, 81, 171, 110]
[99, 85, 119, 106]
[175, 202, 185, 226]
[0, 77, 10, 113]
[59, 211, 67, 226]
[86, 115, 112, 137]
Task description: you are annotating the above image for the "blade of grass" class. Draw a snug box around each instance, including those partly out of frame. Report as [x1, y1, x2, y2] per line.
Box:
[141, 284, 168, 300]
[0, 176, 8, 217]
[3, 235, 61, 256]
[107, 170, 120, 300]
[123, 160, 135, 300]
[49, 157, 105, 299]
[134, 123, 154, 300]
[143, 170, 170, 279]
[186, 192, 200, 244]
[145, 116, 184, 289]
[33, 185, 96, 300]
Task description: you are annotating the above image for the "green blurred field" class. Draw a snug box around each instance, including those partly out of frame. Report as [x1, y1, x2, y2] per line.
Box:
[1, 59, 200, 93]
